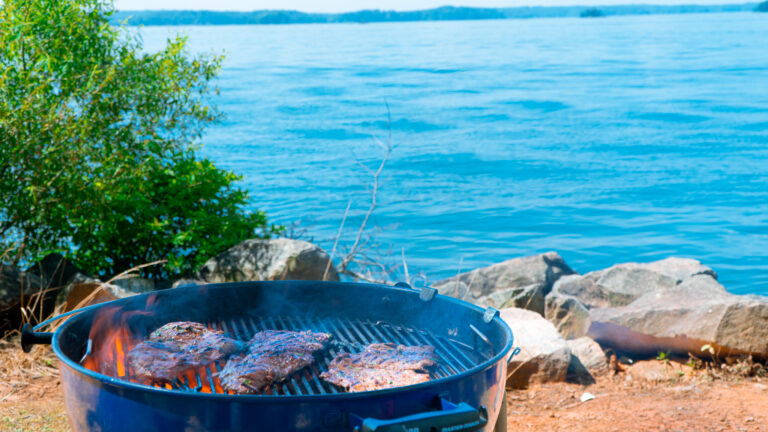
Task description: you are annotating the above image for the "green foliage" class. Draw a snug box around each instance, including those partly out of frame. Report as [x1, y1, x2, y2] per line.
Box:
[0, 0, 279, 279]
[71, 153, 279, 279]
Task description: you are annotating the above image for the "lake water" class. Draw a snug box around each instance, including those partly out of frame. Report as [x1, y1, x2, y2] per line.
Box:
[139, 13, 768, 296]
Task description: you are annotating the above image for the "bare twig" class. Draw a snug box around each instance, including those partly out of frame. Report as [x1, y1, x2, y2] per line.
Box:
[454, 256, 464, 297]
[401, 248, 411, 285]
[461, 268, 480, 301]
[337, 103, 394, 282]
[324, 201, 351, 281]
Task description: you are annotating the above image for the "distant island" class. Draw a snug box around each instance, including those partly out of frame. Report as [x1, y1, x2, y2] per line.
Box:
[757, 0, 768, 11]
[580, 8, 606, 18]
[112, 4, 759, 26]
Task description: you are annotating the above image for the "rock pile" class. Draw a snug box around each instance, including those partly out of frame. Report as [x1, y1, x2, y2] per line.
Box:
[432, 252, 575, 315]
[437, 254, 768, 388]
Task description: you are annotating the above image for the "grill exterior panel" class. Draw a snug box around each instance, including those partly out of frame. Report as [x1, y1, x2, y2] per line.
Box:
[51, 281, 513, 431]
[59, 352, 507, 431]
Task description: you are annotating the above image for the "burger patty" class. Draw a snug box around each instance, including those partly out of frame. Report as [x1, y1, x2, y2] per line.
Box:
[217, 330, 333, 394]
[320, 343, 438, 392]
[127, 321, 245, 383]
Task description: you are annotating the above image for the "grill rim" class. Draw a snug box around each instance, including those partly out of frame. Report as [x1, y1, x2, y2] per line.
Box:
[52, 281, 514, 401]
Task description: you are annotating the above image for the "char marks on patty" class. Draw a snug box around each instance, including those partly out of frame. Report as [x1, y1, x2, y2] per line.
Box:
[320, 343, 438, 392]
[217, 330, 332, 394]
[127, 321, 245, 383]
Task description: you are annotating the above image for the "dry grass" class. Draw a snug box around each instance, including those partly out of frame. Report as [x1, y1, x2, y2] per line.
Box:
[0, 335, 69, 432]
[1, 402, 69, 432]
[0, 334, 59, 397]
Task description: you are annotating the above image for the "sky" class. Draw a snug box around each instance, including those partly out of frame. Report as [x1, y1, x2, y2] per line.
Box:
[113, 0, 752, 13]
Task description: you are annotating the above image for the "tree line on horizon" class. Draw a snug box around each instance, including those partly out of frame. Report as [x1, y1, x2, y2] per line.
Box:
[111, 3, 761, 26]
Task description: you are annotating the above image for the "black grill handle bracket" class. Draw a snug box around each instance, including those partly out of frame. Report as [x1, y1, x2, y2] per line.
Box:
[21, 323, 53, 353]
[352, 398, 488, 432]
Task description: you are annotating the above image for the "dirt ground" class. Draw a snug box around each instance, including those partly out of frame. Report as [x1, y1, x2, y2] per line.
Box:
[505, 372, 768, 432]
[2, 339, 767, 431]
[0, 338, 67, 432]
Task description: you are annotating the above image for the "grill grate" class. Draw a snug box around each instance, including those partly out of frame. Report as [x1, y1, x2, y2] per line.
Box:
[124, 315, 485, 396]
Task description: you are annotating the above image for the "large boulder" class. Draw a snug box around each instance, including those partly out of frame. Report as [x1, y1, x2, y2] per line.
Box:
[59, 274, 147, 311]
[642, 257, 716, 282]
[551, 257, 716, 310]
[433, 252, 575, 315]
[197, 238, 339, 283]
[545, 293, 591, 339]
[171, 279, 205, 289]
[112, 277, 155, 293]
[545, 257, 716, 339]
[1, 264, 44, 334]
[500, 307, 571, 388]
[26, 253, 83, 288]
[567, 337, 608, 375]
[479, 284, 546, 314]
[588, 275, 768, 358]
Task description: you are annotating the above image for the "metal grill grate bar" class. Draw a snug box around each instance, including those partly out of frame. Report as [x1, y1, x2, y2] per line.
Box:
[157, 315, 485, 396]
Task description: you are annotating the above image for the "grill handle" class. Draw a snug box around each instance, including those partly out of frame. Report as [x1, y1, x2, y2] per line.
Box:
[20, 299, 124, 353]
[506, 346, 521, 364]
[353, 398, 488, 432]
[21, 323, 53, 353]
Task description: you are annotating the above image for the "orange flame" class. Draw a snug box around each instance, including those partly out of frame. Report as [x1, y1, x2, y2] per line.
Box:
[82, 294, 157, 379]
[81, 294, 228, 393]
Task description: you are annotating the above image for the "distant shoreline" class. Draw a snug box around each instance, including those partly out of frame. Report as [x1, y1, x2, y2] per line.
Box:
[112, 4, 760, 26]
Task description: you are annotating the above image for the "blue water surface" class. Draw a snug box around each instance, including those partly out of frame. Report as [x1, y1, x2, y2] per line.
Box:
[138, 13, 768, 295]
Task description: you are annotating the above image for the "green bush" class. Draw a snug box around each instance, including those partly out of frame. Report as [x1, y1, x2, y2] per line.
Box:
[0, 0, 279, 279]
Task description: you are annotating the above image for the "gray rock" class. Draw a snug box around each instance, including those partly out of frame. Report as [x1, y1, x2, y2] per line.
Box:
[552, 257, 716, 311]
[478, 284, 546, 315]
[643, 257, 717, 283]
[171, 279, 205, 289]
[198, 238, 339, 283]
[588, 275, 768, 358]
[25, 253, 83, 288]
[58, 274, 140, 311]
[1, 264, 44, 310]
[24, 254, 84, 321]
[500, 307, 571, 388]
[433, 252, 575, 314]
[545, 294, 591, 339]
[112, 277, 155, 293]
[554, 266, 677, 310]
[545, 257, 716, 338]
[566, 354, 596, 385]
[567, 337, 608, 375]
[1, 264, 44, 333]
[626, 360, 684, 383]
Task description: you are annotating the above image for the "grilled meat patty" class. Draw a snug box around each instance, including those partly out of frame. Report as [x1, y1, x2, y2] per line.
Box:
[321, 343, 438, 392]
[218, 330, 332, 394]
[127, 321, 245, 383]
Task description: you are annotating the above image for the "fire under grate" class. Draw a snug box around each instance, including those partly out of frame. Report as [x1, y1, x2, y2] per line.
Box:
[109, 315, 490, 396]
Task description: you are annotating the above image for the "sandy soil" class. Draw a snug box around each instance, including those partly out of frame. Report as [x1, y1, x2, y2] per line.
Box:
[2, 339, 766, 432]
[506, 373, 768, 432]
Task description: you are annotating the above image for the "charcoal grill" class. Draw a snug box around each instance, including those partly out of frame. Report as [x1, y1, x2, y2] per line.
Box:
[22, 280, 515, 431]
